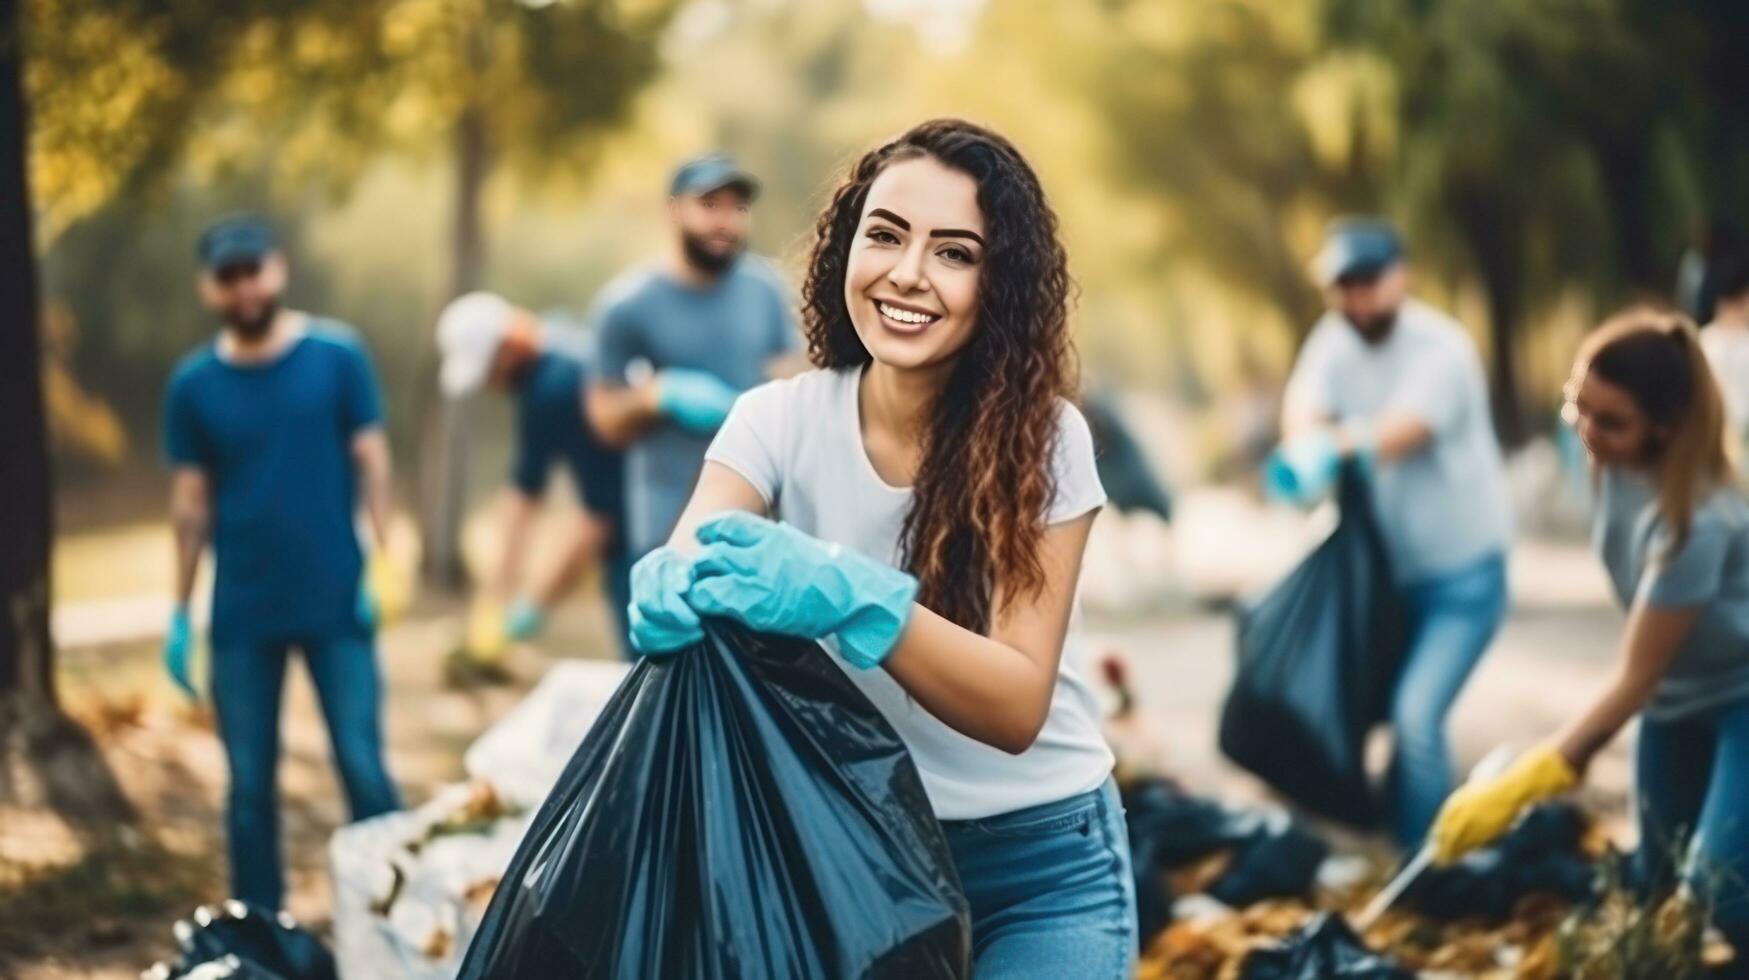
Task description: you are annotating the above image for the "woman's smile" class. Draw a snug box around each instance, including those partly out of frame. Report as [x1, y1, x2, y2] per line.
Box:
[875, 298, 942, 334]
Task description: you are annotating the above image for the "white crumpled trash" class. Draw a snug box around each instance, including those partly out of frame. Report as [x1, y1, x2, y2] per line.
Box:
[463, 659, 632, 809]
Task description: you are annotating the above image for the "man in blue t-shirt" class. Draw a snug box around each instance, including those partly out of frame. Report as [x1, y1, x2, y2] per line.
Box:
[585, 154, 801, 559]
[161, 214, 403, 910]
[436, 292, 630, 658]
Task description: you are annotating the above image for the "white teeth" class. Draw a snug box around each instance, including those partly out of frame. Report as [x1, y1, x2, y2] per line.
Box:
[878, 301, 937, 325]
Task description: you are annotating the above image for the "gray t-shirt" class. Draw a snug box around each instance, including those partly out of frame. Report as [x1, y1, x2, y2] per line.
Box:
[1285, 299, 1514, 584]
[592, 256, 798, 555]
[1594, 466, 1749, 720]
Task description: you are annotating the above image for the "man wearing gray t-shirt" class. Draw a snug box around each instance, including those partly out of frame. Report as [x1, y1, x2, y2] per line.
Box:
[585, 154, 800, 558]
[1271, 217, 1514, 849]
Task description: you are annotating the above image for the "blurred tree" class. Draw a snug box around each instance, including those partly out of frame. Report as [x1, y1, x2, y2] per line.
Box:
[1090, 0, 1392, 340]
[26, 0, 684, 586]
[1324, 0, 1749, 442]
[1, 0, 135, 826]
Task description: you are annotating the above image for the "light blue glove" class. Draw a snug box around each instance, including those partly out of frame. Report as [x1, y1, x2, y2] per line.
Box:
[685, 512, 919, 670]
[164, 606, 196, 699]
[628, 546, 706, 655]
[1264, 431, 1342, 504]
[656, 369, 740, 434]
[506, 597, 545, 641]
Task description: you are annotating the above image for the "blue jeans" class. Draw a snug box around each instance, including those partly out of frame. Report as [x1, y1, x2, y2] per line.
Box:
[940, 778, 1137, 979]
[211, 633, 400, 910]
[1636, 698, 1749, 955]
[1387, 552, 1509, 848]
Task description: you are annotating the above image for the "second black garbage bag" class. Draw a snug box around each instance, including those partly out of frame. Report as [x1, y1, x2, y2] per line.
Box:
[1219, 462, 1411, 828]
[457, 621, 972, 980]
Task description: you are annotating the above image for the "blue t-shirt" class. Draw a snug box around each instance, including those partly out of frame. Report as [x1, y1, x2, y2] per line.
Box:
[512, 350, 625, 534]
[593, 256, 798, 555]
[1595, 466, 1749, 720]
[163, 323, 382, 646]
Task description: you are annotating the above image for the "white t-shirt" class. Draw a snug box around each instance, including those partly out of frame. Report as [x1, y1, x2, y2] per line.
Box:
[703, 366, 1115, 820]
[1285, 299, 1513, 585]
[1702, 325, 1749, 446]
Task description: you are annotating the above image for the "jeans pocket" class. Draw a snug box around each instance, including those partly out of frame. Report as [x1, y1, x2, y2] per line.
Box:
[975, 791, 1101, 839]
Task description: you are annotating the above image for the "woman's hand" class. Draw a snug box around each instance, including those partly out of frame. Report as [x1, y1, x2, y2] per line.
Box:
[628, 546, 706, 655]
[684, 512, 918, 669]
[1429, 745, 1578, 864]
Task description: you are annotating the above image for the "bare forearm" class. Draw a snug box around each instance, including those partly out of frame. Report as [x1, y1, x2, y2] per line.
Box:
[494, 492, 540, 598]
[172, 517, 206, 607]
[1556, 604, 1696, 773]
[169, 472, 209, 607]
[586, 383, 663, 450]
[353, 429, 394, 549]
[531, 513, 607, 607]
[881, 608, 1055, 754]
[1555, 669, 1655, 772]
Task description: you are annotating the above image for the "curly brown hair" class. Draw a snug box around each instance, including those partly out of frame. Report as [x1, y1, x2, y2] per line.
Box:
[800, 119, 1075, 633]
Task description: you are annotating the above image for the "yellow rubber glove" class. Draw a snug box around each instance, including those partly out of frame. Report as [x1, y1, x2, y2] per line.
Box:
[465, 601, 508, 664]
[362, 549, 413, 628]
[1430, 745, 1578, 865]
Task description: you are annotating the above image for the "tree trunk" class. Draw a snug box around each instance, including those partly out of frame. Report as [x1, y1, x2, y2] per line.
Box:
[0, 0, 134, 824]
[1452, 188, 1529, 448]
[419, 102, 490, 591]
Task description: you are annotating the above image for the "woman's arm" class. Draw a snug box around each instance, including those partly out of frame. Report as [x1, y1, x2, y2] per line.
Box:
[882, 512, 1097, 755]
[666, 462, 772, 552]
[1555, 602, 1700, 772]
[670, 461, 1095, 754]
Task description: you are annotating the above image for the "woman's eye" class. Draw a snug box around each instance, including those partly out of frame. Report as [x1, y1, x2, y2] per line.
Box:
[867, 228, 900, 245]
[939, 245, 974, 264]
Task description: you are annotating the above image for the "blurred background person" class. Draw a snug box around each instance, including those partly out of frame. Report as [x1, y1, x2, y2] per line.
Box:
[436, 291, 630, 659]
[585, 153, 802, 562]
[160, 214, 405, 911]
[1270, 217, 1514, 850]
[1433, 309, 1749, 956]
[1700, 247, 1749, 457]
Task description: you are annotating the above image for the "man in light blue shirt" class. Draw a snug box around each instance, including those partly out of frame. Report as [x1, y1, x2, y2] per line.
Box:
[585, 154, 799, 558]
[1274, 218, 1513, 848]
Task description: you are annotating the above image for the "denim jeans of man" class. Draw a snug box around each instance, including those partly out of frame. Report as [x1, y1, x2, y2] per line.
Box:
[1387, 552, 1510, 848]
[1636, 697, 1749, 957]
[211, 633, 400, 909]
[939, 778, 1138, 979]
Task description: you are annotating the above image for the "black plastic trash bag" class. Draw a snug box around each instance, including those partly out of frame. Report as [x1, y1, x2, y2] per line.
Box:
[1405, 803, 1597, 920]
[1121, 776, 1330, 942]
[1084, 392, 1173, 522]
[1218, 463, 1410, 827]
[1240, 913, 1413, 980]
[458, 622, 971, 980]
[141, 901, 331, 980]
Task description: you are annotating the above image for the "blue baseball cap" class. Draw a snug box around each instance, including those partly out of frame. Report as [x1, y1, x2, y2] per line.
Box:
[197, 214, 277, 271]
[1312, 217, 1405, 286]
[668, 153, 759, 201]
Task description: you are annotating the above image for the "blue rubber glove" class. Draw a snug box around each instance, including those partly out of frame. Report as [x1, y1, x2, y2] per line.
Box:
[685, 512, 919, 670]
[506, 597, 545, 641]
[628, 546, 706, 655]
[1264, 431, 1342, 504]
[164, 606, 196, 699]
[656, 369, 740, 434]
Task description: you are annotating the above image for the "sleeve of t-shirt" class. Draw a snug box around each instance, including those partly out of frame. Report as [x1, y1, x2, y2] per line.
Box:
[338, 339, 385, 433]
[1386, 342, 1471, 436]
[704, 380, 789, 507]
[1046, 401, 1107, 525]
[593, 298, 641, 386]
[1640, 513, 1732, 608]
[162, 371, 208, 468]
[1283, 321, 1339, 421]
[510, 401, 554, 497]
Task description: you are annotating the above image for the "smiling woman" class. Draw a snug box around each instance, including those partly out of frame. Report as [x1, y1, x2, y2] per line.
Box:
[625, 119, 1137, 978]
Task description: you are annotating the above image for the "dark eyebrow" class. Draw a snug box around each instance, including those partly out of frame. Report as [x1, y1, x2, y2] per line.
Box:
[868, 208, 909, 230]
[930, 228, 986, 247]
